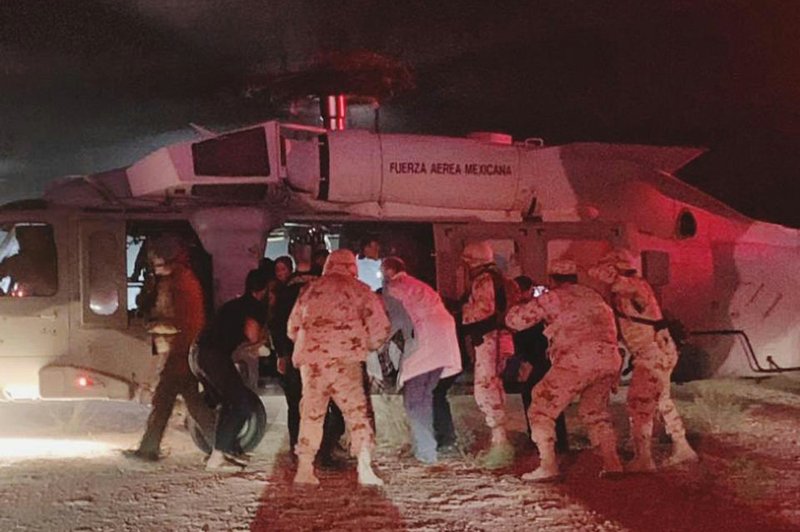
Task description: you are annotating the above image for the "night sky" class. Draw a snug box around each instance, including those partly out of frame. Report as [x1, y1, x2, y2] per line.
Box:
[2, 0, 799, 227]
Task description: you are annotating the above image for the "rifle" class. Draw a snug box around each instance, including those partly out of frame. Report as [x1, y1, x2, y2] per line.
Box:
[615, 311, 688, 346]
[461, 315, 501, 347]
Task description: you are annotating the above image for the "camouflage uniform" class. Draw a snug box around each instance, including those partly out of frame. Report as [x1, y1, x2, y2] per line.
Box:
[288, 249, 391, 485]
[506, 260, 623, 480]
[590, 251, 697, 470]
[463, 273, 515, 435]
[297, 361, 373, 459]
[461, 242, 517, 454]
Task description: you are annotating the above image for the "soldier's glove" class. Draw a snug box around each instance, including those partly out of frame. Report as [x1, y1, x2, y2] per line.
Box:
[517, 361, 534, 383]
[462, 316, 497, 347]
[276, 356, 290, 376]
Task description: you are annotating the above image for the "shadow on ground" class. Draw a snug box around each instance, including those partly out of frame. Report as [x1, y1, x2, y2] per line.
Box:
[249, 451, 407, 531]
[553, 434, 799, 532]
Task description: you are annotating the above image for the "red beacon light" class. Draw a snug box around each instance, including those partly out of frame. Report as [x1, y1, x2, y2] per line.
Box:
[77, 376, 92, 388]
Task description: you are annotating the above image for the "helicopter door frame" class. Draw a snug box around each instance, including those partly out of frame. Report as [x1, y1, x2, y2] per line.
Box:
[433, 220, 628, 301]
[433, 222, 540, 302]
[533, 221, 628, 292]
[0, 209, 70, 399]
[532, 221, 628, 262]
[78, 218, 128, 329]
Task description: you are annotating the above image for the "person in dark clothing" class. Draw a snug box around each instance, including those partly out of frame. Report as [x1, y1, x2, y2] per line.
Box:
[125, 235, 214, 462]
[274, 255, 294, 285]
[433, 375, 459, 450]
[433, 299, 467, 451]
[194, 269, 269, 470]
[310, 248, 330, 276]
[269, 243, 345, 462]
[513, 276, 569, 453]
[258, 257, 275, 279]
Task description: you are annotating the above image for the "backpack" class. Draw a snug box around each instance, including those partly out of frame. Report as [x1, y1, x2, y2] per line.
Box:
[486, 267, 522, 328]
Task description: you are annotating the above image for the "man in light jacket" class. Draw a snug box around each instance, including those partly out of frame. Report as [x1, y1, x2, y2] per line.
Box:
[288, 249, 391, 486]
[381, 257, 462, 464]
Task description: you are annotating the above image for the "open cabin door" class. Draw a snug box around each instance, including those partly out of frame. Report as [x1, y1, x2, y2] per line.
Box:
[433, 223, 540, 302]
[532, 221, 628, 294]
[0, 210, 70, 399]
[433, 221, 627, 301]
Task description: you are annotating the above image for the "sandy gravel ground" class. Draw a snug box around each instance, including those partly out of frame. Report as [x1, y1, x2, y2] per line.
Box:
[1, 376, 799, 531]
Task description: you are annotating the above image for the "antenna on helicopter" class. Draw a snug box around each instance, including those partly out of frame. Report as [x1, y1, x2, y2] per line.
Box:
[189, 123, 217, 139]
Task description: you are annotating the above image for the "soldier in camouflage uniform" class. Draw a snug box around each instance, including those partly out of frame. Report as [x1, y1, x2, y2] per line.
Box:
[461, 241, 518, 468]
[589, 250, 698, 471]
[506, 259, 623, 481]
[287, 249, 391, 486]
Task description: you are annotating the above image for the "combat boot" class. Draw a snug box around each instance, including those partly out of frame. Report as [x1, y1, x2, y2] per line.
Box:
[294, 455, 320, 485]
[521, 441, 560, 482]
[665, 438, 698, 467]
[205, 450, 246, 471]
[121, 448, 160, 462]
[598, 438, 624, 479]
[478, 427, 514, 469]
[627, 422, 656, 473]
[357, 448, 384, 486]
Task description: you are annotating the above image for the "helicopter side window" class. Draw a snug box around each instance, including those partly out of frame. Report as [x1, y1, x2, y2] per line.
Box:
[0, 223, 58, 297]
[87, 231, 120, 316]
[126, 235, 148, 312]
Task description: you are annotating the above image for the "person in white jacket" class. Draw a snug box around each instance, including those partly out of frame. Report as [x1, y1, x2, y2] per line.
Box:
[381, 257, 462, 464]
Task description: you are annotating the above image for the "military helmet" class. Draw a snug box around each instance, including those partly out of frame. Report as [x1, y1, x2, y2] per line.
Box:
[148, 234, 190, 266]
[323, 248, 358, 277]
[548, 258, 578, 276]
[461, 241, 494, 267]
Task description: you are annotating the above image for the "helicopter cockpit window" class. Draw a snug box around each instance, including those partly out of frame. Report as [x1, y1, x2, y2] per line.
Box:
[0, 222, 58, 297]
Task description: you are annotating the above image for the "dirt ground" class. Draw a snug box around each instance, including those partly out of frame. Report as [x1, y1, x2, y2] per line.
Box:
[1, 376, 799, 531]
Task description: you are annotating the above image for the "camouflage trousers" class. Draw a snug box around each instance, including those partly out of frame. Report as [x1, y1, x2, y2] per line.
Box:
[473, 331, 513, 430]
[627, 331, 687, 441]
[295, 359, 374, 460]
[529, 342, 621, 454]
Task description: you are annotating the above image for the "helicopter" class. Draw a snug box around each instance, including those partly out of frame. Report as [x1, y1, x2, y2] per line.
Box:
[1, 94, 798, 407]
